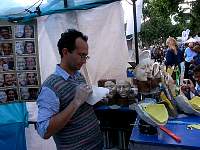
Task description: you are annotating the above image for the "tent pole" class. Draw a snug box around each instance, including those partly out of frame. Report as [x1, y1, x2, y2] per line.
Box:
[64, 0, 68, 8]
[132, 0, 139, 64]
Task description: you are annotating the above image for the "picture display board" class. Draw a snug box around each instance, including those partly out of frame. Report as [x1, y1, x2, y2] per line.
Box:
[0, 21, 40, 103]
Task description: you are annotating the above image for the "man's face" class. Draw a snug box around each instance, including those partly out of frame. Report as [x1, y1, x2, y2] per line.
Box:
[65, 37, 88, 71]
[1, 29, 10, 39]
[7, 90, 15, 101]
[4, 74, 14, 86]
[2, 43, 12, 55]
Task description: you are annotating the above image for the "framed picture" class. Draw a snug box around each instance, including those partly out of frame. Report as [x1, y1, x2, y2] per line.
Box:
[24, 41, 35, 54]
[5, 88, 18, 102]
[0, 57, 15, 71]
[17, 73, 27, 86]
[0, 26, 12, 40]
[15, 41, 25, 55]
[0, 21, 40, 103]
[16, 57, 26, 70]
[0, 90, 7, 103]
[20, 87, 39, 101]
[3, 73, 17, 87]
[25, 57, 37, 70]
[16, 56, 37, 71]
[15, 25, 34, 39]
[18, 72, 38, 86]
[0, 42, 13, 56]
[15, 40, 35, 55]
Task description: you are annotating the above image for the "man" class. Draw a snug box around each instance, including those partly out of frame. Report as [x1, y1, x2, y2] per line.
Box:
[184, 42, 197, 79]
[181, 65, 200, 98]
[0, 27, 11, 39]
[4, 74, 16, 87]
[37, 29, 103, 150]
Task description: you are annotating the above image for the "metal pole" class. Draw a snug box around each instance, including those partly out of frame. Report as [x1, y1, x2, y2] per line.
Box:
[64, 0, 68, 8]
[132, 0, 139, 64]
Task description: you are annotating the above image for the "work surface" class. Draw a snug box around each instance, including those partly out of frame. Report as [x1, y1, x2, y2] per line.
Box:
[130, 115, 200, 150]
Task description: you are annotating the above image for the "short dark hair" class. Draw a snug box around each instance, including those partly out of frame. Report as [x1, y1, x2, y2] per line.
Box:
[57, 29, 88, 58]
[193, 65, 200, 74]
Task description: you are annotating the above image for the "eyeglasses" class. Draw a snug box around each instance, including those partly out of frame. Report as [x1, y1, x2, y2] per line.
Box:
[78, 53, 90, 60]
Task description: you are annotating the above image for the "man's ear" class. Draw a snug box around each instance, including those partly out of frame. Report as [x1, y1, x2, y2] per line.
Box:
[62, 48, 68, 56]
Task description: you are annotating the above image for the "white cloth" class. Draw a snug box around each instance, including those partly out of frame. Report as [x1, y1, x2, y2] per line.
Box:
[121, 0, 143, 35]
[37, 1, 128, 84]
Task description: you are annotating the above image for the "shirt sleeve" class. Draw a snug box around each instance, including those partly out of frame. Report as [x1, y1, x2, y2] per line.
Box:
[36, 87, 60, 138]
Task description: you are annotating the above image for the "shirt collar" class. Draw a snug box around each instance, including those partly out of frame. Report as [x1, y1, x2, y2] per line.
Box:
[54, 64, 80, 80]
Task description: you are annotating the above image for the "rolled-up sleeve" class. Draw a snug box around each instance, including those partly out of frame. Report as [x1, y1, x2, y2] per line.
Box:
[36, 87, 60, 138]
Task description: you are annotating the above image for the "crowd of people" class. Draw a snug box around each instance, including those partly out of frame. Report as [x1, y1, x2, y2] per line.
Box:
[149, 36, 200, 99]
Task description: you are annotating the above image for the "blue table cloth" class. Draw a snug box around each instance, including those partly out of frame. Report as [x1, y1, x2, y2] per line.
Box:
[130, 115, 200, 150]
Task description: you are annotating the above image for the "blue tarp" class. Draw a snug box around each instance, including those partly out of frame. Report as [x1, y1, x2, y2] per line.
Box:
[0, 0, 120, 22]
[0, 102, 28, 150]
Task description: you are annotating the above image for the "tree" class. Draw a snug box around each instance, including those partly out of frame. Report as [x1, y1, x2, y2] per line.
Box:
[190, 0, 200, 35]
[139, 0, 184, 46]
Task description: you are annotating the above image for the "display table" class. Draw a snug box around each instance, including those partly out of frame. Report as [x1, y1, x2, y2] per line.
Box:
[130, 115, 200, 150]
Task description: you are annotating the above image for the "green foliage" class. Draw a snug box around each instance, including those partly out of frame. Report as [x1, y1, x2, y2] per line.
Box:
[139, 0, 188, 46]
[190, 0, 200, 35]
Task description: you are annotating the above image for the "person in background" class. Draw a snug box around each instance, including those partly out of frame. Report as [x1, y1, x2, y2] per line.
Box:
[165, 37, 184, 70]
[36, 29, 103, 150]
[181, 65, 200, 97]
[184, 42, 197, 79]
[191, 65, 200, 96]
[193, 45, 200, 66]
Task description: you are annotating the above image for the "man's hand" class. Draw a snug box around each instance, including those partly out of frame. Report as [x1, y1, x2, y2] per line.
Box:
[73, 84, 93, 107]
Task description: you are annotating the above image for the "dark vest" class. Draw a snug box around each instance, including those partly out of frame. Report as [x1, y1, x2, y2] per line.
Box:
[42, 74, 103, 150]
